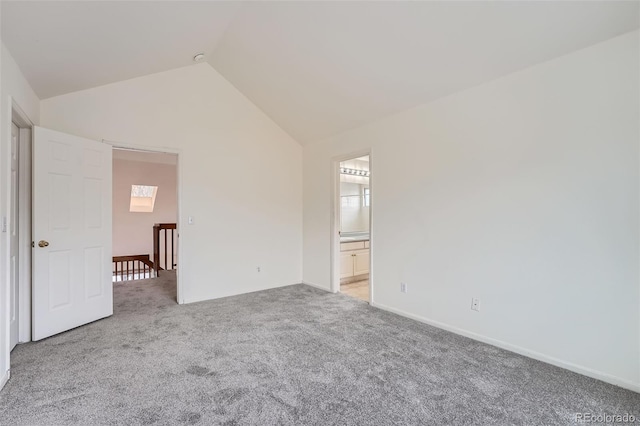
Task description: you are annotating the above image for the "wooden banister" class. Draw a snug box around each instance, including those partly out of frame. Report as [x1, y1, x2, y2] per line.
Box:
[153, 223, 177, 276]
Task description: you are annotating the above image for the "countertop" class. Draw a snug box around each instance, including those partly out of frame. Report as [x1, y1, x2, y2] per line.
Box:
[340, 232, 370, 243]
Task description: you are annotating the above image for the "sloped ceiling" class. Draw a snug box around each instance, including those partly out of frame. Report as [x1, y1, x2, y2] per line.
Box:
[2, 1, 639, 144]
[1, 1, 243, 98]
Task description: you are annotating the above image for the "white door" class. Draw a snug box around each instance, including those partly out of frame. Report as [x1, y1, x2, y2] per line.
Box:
[10, 123, 20, 350]
[32, 126, 112, 341]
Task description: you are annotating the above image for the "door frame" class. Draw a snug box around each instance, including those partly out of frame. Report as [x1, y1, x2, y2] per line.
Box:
[103, 138, 184, 304]
[12, 100, 34, 344]
[12, 129, 185, 345]
[331, 149, 373, 303]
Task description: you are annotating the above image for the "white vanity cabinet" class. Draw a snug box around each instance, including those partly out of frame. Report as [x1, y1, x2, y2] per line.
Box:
[353, 251, 370, 276]
[340, 240, 370, 279]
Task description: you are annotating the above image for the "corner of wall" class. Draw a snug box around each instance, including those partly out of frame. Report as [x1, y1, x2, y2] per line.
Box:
[0, 369, 9, 391]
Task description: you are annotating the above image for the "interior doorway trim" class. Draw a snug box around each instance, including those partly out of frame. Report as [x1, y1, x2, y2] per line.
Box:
[331, 149, 373, 303]
[103, 139, 185, 304]
[11, 99, 34, 344]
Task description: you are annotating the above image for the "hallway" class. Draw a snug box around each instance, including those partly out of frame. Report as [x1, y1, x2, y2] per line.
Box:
[113, 271, 177, 315]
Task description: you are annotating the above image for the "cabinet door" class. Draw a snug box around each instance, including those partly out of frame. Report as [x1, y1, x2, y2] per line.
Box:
[353, 250, 370, 276]
[340, 252, 355, 278]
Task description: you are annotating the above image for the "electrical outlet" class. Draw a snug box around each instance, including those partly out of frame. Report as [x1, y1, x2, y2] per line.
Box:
[471, 298, 480, 312]
[256, 266, 261, 272]
[400, 282, 408, 293]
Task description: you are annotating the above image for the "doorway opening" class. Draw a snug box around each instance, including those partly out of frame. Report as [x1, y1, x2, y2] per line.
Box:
[111, 149, 179, 304]
[8, 126, 184, 348]
[336, 155, 370, 302]
[9, 122, 21, 352]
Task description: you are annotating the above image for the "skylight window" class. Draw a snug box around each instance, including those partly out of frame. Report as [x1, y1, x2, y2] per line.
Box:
[129, 185, 158, 213]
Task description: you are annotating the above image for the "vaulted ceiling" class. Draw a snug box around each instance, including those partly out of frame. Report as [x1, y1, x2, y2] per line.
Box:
[2, 1, 639, 144]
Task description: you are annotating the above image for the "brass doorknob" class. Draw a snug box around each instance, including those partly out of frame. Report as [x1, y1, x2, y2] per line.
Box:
[38, 240, 49, 248]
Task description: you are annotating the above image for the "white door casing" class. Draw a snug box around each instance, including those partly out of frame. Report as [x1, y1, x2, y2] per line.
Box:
[32, 127, 112, 341]
[10, 123, 20, 350]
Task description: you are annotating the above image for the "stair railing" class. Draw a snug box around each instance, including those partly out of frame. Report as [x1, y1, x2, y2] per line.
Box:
[113, 254, 155, 281]
[153, 223, 177, 276]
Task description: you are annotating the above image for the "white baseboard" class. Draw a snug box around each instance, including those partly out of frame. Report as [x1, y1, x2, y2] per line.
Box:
[0, 369, 9, 392]
[302, 281, 334, 293]
[272, 281, 306, 290]
[182, 281, 305, 304]
[370, 301, 640, 394]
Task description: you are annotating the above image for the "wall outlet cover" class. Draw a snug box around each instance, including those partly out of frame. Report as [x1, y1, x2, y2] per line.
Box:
[471, 298, 480, 311]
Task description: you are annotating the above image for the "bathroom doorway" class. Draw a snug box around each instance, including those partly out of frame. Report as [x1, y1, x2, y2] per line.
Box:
[337, 155, 370, 302]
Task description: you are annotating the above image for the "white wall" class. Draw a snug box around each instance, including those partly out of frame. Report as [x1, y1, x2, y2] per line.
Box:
[303, 31, 640, 391]
[41, 63, 303, 304]
[112, 158, 177, 258]
[0, 43, 40, 388]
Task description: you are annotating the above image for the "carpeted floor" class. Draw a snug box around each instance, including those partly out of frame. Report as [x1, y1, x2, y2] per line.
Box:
[1, 274, 638, 425]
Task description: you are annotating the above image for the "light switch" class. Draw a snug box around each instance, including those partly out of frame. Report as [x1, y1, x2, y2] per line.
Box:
[188, 216, 194, 225]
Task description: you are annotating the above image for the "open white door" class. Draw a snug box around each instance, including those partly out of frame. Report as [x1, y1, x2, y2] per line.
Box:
[32, 127, 112, 341]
